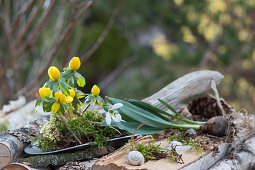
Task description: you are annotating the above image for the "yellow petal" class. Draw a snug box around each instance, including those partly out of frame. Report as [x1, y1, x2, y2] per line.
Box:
[59, 93, 66, 103]
[64, 96, 73, 103]
[45, 88, 51, 97]
[39, 87, 46, 98]
[48, 66, 60, 81]
[51, 102, 60, 113]
[39, 87, 51, 98]
[69, 57, 81, 71]
[91, 85, 100, 96]
[68, 89, 75, 98]
[54, 92, 60, 102]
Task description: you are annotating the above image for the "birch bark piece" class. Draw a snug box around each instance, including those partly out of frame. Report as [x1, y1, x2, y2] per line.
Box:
[0, 115, 50, 169]
[0, 134, 25, 168]
[143, 70, 224, 111]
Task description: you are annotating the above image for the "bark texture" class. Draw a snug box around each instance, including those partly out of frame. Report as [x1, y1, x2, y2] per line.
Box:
[143, 70, 224, 111]
[0, 115, 50, 169]
[210, 113, 255, 170]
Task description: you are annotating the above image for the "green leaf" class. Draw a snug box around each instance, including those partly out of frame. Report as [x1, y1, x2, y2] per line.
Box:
[102, 105, 110, 111]
[35, 99, 42, 107]
[91, 97, 96, 106]
[75, 90, 85, 98]
[128, 98, 200, 125]
[61, 69, 74, 80]
[106, 97, 201, 130]
[106, 97, 174, 128]
[74, 72, 86, 87]
[59, 103, 66, 114]
[102, 120, 166, 135]
[58, 79, 72, 95]
[69, 76, 75, 87]
[96, 96, 104, 106]
[41, 96, 55, 103]
[45, 80, 54, 88]
[43, 102, 54, 112]
[158, 99, 202, 125]
[52, 81, 59, 95]
[128, 99, 179, 124]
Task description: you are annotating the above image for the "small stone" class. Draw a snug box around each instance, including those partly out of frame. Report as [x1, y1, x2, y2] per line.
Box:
[186, 128, 197, 136]
[169, 141, 192, 153]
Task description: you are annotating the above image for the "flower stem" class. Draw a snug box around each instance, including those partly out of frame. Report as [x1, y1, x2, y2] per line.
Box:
[172, 123, 201, 130]
[82, 103, 90, 115]
[59, 115, 82, 145]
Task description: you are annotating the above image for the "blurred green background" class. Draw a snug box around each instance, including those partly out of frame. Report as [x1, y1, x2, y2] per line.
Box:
[0, 0, 255, 112]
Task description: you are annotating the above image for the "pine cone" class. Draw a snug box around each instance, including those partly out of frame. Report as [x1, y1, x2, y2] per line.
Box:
[187, 97, 232, 119]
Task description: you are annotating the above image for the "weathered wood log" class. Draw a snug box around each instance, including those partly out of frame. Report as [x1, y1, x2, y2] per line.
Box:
[209, 113, 255, 170]
[210, 137, 255, 170]
[0, 70, 224, 168]
[0, 134, 25, 168]
[0, 115, 50, 169]
[143, 70, 224, 111]
[2, 162, 45, 170]
[93, 136, 230, 170]
[17, 146, 111, 168]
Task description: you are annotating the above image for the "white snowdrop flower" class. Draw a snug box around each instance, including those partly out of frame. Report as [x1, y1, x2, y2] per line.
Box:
[106, 103, 123, 126]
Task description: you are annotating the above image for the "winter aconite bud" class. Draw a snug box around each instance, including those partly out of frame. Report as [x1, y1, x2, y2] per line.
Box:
[91, 85, 100, 96]
[39, 87, 51, 98]
[48, 66, 60, 81]
[69, 57, 81, 71]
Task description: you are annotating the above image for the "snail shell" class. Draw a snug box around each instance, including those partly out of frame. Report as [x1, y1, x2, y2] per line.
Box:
[128, 151, 145, 166]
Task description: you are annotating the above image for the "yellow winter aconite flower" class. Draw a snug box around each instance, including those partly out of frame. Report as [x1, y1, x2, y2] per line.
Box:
[68, 89, 75, 98]
[48, 66, 60, 81]
[91, 85, 100, 96]
[51, 92, 73, 113]
[39, 87, 51, 98]
[69, 57, 81, 71]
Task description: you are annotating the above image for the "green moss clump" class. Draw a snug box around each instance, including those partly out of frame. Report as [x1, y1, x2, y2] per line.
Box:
[135, 138, 165, 161]
[36, 110, 123, 151]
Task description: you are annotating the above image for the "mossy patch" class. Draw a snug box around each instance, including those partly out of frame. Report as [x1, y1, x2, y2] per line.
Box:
[36, 110, 125, 151]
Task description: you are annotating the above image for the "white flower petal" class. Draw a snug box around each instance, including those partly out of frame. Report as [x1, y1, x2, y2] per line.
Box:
[112, 103, 123, 110]
[112, 113, 122, 122]
[106, 113, 112, 125]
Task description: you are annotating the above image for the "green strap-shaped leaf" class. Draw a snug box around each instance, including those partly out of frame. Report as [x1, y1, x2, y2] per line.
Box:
[106, 97, 201, 130]
[128, 99, 181, 124]
[158, 99, 203, 125]
[106, 97, 176, 128]
[101, 120, 166, 135]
